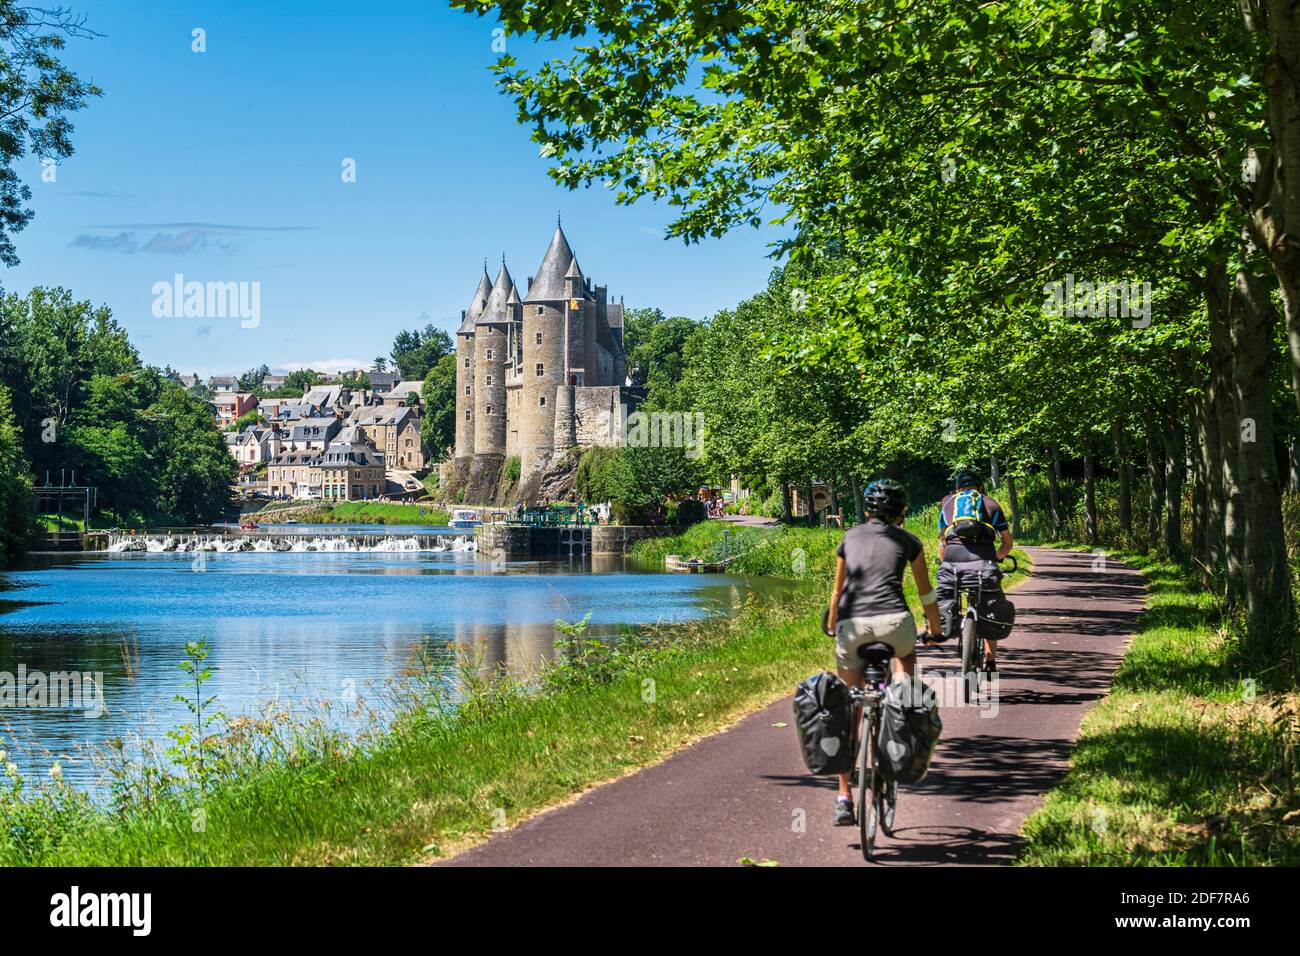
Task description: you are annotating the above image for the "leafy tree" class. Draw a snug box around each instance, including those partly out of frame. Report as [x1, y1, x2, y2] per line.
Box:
[390, 324, 452, 380]
[420, 353, 457, 459]
[0, 383, 34, 562]
[0, 4, 102, 266]
[149, 386, 237, 525]
[283, 369, 323, 395]
[237, 364, 269, 391]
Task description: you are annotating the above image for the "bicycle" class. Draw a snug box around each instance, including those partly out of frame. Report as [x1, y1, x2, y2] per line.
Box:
[849, 640, 898, 861]
[953, 554, 1017, 703]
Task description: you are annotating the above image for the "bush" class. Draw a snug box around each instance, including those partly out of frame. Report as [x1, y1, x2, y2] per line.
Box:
[675, 499, 707, 526]
[504, 456, 521, 483]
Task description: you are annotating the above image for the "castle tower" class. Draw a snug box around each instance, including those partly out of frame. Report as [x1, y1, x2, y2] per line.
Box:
[473, 261, 512, 478]
[454, 266, 491, 473]
[520, 224, 575, 475]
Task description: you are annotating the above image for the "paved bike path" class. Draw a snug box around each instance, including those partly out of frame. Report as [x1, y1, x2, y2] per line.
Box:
[443, 547, 1145, 866]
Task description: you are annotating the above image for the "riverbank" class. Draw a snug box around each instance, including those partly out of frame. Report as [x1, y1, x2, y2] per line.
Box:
[251, 500, 451, 526]
[1019, 549, 1300, 865]
[0, 515, 1028, 866]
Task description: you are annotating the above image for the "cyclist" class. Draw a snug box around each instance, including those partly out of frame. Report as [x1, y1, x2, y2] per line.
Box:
[936, 468, 1013, 674]
[827, 479, 942, 826]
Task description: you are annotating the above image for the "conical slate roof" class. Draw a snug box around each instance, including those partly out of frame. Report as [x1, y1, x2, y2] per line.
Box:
[523, 226, 575, 303]
[458, 267, 492, 334]
[564, 256, 583, 279]
[479, 262, 516, 323]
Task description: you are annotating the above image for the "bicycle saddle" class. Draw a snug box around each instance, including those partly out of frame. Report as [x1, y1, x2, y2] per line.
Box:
[857, 642, 894, 666]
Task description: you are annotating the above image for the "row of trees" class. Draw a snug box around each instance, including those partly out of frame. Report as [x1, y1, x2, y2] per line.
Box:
[456, 0, 1300, 660]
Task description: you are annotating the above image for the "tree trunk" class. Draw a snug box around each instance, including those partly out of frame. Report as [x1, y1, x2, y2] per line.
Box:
[1163, 404, 1184, 557]
[1290, 441, 1300, 491]
[1083, 442, 1099, 545]
[803, 480, 815, 526]
[828, 480, 840, 524]
[780, 480, 792, 522]
[848, 474, 865, 524]
[1209, 290, 1245, 605]
[1113, 421, 1132, 535]
[1190, 395, 1208, 561]
[989, 455, 1000, 489]
[1006, 471, 1023, 538]
[1145, 425, 1164, 552]
[1262, 0, 1300, 419]
[1047, 445, 1063, 538]
[1229, 269, 1295, 648]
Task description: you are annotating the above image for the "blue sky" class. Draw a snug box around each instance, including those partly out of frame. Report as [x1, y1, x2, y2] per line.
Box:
[3, 0, 785, 377]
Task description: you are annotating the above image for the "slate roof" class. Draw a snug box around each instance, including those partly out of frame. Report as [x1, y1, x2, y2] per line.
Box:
[523, 225, 575, 303]
[458, 267, 493, 334]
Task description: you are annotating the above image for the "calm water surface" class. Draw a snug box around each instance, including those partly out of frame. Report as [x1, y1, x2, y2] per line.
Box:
[0, 546, 781, 791]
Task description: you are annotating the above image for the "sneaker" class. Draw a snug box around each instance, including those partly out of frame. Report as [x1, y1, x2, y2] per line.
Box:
[834, 795, 856, 827]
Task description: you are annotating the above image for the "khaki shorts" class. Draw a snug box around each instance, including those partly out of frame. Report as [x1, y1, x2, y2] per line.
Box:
[835, 611, 917, 670]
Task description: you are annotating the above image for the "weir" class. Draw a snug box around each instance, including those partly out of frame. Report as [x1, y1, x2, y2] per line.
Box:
[102, 530, 477, 553]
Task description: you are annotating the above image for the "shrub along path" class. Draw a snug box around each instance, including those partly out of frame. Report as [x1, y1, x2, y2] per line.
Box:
[442, 547, 1145, 866]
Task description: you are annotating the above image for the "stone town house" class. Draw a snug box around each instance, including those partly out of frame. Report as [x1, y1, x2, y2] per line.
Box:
[453, 224, 629, 502]
[348, 405, 424, 471]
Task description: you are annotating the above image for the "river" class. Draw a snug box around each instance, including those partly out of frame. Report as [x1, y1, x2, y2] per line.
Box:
[0, 528, 777, 792]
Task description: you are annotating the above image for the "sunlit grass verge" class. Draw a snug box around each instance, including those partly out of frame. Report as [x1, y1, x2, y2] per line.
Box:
[1020, 551, 1300, 866]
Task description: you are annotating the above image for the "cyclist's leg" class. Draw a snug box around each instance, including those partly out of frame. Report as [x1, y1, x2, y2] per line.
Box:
[834, 664, 865, 800]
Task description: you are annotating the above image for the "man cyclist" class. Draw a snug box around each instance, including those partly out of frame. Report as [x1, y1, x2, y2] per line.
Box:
[827, 479, 942, 827]
[936, 468, 1013, 674]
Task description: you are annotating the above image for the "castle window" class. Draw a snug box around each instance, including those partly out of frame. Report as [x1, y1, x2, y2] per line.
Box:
[535, 363, 544, 377]
[537, 306, 543, 315]
[464, 357, 470, 369]
[485, 348, 494, 360]
[486, 375, 493, 386]
[486, 405, 493, 416]
[535, 332, 542, 345]
[465, 409, 471, 420]
[464, 385, 470, 395]
[539, 396, 546, 407]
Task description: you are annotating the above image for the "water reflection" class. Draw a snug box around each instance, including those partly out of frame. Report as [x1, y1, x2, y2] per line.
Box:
[0, 550, 791, 792]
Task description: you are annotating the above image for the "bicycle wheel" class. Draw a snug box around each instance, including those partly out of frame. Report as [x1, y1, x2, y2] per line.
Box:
[960, 613, 979, 703]
[859, 709, 880, 861]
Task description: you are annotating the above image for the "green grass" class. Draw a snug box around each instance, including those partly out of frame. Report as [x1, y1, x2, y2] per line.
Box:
[290, 501, 450, 525]
[35, 514, 85, 532]
[1019, 551, 1300, 866]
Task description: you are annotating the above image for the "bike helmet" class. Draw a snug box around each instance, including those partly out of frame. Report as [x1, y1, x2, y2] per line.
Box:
[953, 468, 981, 489]
[863, 479, 908, 521]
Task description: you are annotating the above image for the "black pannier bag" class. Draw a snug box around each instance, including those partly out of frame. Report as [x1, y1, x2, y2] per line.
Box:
[793, 672, 856, 775]
[977, 592, 1016, 641]
[876, 676, 942, 784]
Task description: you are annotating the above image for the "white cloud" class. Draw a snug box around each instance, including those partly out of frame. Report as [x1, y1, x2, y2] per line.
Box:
[278, 358, 369, 374]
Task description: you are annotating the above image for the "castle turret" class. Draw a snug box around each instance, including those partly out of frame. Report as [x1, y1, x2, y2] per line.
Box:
[472, 263, 513, 477]
[520, 225, 575, 475]
[454, 266, 491, 474]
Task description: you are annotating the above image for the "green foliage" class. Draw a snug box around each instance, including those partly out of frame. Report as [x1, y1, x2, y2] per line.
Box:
[390, 323, 452, 380]
[504, 455, 521, 483]
[0, 383, 35, 562]
[420, 353, 457, 458]
[675, 498, 706, 526]
[228, 409, 261, 432]
[0, 5, 102, 267]
[237, 364, 269, 391]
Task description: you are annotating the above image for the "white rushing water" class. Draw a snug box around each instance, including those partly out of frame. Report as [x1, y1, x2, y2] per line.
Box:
[105, 533, 477, 553]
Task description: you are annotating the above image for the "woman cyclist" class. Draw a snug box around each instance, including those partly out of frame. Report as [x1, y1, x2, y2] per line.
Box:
[826, 479, 942, 826]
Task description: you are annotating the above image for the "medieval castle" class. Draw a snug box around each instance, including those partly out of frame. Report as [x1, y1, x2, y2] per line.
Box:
[452, 223, 630, 502]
